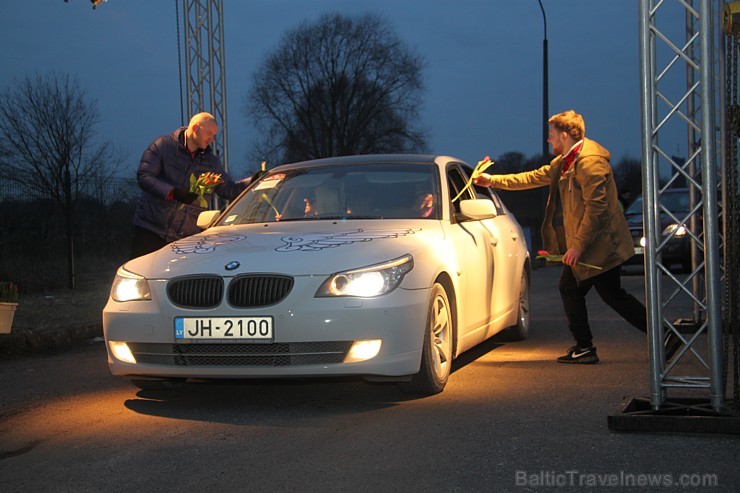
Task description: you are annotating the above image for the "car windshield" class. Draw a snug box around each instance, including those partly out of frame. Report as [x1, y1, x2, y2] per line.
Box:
[624, 190, 690, 216]
[217, 162, 440, 225]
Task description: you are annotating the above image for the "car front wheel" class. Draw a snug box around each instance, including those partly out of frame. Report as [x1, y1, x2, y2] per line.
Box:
[509, 270, 530, 340]
[398, 283, 453, 395]
[496, 269, 530, 342]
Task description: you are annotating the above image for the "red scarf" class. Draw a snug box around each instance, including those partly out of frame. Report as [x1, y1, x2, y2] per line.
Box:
[561, 141, 583, 175]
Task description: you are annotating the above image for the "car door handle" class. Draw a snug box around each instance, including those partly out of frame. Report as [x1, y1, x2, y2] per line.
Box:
[490, 236, 499, 246]
[510, 231, 519, 241]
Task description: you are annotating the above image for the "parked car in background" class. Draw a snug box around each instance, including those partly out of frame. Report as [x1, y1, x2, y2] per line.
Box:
[624, 188, 692, 272]
[104, 154, 531, 394]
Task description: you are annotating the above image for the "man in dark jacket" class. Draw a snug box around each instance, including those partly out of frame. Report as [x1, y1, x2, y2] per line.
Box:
[131, 112, 250, 258]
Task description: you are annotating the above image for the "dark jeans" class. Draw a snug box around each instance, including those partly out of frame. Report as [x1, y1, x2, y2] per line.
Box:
[130, 226, 168, 260]
[558, 264, 647, 348]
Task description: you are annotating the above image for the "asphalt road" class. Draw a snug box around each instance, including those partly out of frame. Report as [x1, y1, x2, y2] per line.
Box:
[0, 267, 736, 492]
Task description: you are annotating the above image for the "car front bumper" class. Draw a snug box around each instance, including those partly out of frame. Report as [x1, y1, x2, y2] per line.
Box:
[103, 278, 430, 380]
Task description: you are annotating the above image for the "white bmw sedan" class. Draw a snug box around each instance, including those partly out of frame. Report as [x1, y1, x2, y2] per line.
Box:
[104, 154, 531, 394]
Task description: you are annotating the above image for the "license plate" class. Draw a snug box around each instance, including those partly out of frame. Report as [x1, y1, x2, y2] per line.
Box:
[175, 316, 273, 342]
[634, 246, 644, 255]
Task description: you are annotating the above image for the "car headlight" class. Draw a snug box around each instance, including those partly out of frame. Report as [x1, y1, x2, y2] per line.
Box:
[315, 254, 413, 297]
[111, 266, 151, 302]
[662, 223, 688, 237]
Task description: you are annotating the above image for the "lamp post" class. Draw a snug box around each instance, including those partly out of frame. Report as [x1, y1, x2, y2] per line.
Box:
[536, 0, 550, 255]
[538, 0, 549, 157]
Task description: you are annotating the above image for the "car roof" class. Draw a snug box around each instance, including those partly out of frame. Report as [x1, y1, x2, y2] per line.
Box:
[273, 154, 465, 171]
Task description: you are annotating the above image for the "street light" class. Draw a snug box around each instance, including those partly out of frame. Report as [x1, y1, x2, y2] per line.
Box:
[536, 0, 550, 255]
[538, 0, 549, 158]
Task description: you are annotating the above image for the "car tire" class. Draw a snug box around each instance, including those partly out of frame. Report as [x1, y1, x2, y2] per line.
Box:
[398, 283, 453, 395]
[130, 378, 186, 391]
[496, 270, 530, 342]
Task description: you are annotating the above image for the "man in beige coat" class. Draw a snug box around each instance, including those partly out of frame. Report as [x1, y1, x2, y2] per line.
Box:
[474, 110, 680, 363]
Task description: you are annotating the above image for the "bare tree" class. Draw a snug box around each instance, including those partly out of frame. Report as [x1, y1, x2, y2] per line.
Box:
[494, 151, 527, 173]
[613, 156, 642, 200]
[0, 72, 124, 288]
[245, 12, 427, 164]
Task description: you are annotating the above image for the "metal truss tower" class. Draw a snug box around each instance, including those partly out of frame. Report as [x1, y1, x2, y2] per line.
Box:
[622, 0, 739, 423]
[181, 0, 229, 171]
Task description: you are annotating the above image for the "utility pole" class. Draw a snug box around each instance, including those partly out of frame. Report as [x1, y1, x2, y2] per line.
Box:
[538, 0, 549, 157]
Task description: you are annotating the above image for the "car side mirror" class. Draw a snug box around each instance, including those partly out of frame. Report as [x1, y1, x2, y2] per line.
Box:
[196, 210, 221, 229]
[459, 199, 497, 220]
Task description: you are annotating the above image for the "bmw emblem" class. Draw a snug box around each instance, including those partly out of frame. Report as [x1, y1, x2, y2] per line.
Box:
[225, 261, 240, 271]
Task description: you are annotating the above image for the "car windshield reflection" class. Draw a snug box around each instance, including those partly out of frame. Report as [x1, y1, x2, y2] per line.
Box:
[218, 163, 441, 225]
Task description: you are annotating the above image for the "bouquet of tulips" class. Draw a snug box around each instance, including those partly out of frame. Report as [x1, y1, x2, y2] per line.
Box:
[452, 155, 495, 202]
[536, 250, 602, 270]
[181, 172, 223, 209]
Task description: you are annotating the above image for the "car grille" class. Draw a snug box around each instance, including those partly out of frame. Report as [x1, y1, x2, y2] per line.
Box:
[128, 341, 353, 366]
[167, 275, 294, 309]
[168, 276, 223, 308]
[228, 275, 294, 307]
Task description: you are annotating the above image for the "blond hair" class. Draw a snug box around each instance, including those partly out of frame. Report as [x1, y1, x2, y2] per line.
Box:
[548, 110, 585, 141]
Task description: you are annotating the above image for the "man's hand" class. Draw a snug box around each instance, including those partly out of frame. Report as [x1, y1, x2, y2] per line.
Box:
[473, 173, 492, 187]
[172, 188, 198, 204]
[562, 248, 583, 267]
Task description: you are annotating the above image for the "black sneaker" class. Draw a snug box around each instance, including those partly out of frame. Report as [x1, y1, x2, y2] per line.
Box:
[665, 331, 683, 361]
[557, 345, 599, 364]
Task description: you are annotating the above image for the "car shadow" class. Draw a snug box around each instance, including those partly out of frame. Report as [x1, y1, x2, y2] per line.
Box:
[451, 337, 505, 374]
[124, 338, 509, 424]
[124, 376, 427, 424]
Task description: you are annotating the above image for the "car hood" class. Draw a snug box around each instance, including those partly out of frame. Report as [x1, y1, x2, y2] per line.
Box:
[124, 220, 443, 278]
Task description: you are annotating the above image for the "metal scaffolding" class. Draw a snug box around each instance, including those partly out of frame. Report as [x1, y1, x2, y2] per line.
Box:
[181, 0, 229, 171]
[636, 0, 729, 413]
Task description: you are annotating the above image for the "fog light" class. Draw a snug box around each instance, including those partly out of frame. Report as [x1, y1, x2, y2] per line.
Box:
[344, 340, 381, 363]
[109, 341, 136, 364]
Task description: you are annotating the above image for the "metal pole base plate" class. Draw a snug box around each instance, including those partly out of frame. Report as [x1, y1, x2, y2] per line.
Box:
[608, 397, 740, 434]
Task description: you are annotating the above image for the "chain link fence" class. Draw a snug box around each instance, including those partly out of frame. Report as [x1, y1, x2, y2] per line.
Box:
[0, 177, 140, 292]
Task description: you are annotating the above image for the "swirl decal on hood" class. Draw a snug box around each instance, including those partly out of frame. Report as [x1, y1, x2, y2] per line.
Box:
[276, 228, 419, 252]
[171, 233, 248, 254]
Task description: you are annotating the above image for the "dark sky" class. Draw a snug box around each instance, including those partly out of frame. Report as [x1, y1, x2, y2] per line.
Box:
[0, 1, 687, 178]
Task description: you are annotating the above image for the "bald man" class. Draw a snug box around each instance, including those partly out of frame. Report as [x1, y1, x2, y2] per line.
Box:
[131, 112, 250, 258]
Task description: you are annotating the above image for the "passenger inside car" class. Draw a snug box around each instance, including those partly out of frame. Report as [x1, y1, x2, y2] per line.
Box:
[415, 193, 435, 218]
